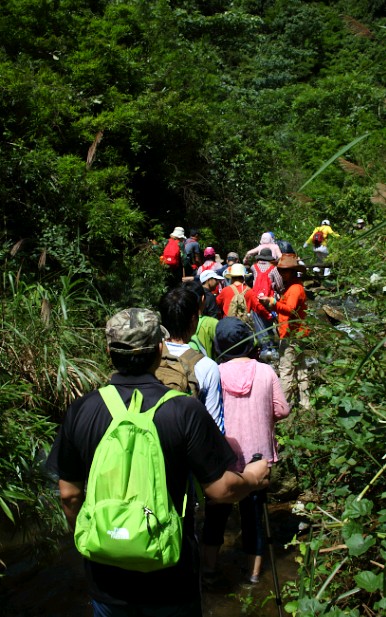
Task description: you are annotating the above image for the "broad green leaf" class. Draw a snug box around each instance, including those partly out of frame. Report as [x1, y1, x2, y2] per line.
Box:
[316, 386, 333, 399]
[346, 533, 376, 556]
[284, 601, 298, 614]
[343, 498, 373, 519]
[354, 571, 382, 593]
[297, 597, 326, 614]
[0, 496, 15, 523]
[342, 520, 363, 541]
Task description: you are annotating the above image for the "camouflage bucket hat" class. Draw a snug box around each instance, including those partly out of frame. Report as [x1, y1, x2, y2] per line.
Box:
[106, 308, 169, 355]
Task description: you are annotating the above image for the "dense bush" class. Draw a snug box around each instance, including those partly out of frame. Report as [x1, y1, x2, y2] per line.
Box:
[0, 0, 385, 611]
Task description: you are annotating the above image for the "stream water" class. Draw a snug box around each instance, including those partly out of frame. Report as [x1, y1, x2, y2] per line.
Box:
[0, 503, 300, 617]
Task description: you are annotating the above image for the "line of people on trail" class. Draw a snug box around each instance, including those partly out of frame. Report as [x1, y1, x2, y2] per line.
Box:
[47, 220, 349, 617]
[159, 225, 315, 413]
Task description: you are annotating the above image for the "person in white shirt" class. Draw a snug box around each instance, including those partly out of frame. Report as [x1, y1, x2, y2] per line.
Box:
[159, 286, 224, 432]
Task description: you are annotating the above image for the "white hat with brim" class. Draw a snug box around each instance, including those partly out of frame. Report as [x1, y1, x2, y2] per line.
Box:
[200, 270, 225, 284]
[171, 226, 186, 239]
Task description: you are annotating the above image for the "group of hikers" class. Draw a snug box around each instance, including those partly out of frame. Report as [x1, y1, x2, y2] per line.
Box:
[48, 220, 351, 617]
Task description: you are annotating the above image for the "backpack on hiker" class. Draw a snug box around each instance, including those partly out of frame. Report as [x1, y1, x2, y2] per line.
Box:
[160, 238, 181, 269]
[155, 343, 204, 397]
[252, 264, 275, 297]
[312, 231, 324, 248]
[74, 386, 187, 572]
[183, 238, 196, 266]
[228, 284, 250, 322]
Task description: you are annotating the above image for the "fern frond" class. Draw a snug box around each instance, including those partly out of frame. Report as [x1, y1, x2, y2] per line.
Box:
[291, 192, 314, 204]
[375, 183, 386, 198]
[370, 183, 386, 205]
[40, 298, 51, 326]
[38, 249, 47, 270]
[342, 15, 374, 38]
[337, 157, 366, 176]
[86, 130, 104, 169]
[10, 239, 25, 257]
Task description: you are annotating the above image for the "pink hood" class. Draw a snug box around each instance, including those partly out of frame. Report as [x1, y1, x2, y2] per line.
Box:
[220, 360, 256, 396]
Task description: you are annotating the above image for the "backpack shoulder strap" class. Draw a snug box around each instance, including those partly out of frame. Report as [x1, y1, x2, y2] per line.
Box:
[147, 388, 188, 420]
[179, 348, 203, 397]
[99, 385, 187, 432]
[180, 347, 204, 365]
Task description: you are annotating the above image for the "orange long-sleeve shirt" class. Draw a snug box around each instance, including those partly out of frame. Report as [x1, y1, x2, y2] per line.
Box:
[276, 282, 309, 338]
[216, 283, 273, 321]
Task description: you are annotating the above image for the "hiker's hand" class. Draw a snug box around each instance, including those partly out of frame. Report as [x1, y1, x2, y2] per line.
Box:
[259, 296, 270, 307]
[244, 459, 270, 491]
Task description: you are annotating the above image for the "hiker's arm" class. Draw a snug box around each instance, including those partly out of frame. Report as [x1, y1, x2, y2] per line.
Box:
[202, 460, 270, 503]
[243, 246, 259, 263]
[59, 479, 85, 531]
[251, 295, 273, 321]
[304, 227, 317, 246]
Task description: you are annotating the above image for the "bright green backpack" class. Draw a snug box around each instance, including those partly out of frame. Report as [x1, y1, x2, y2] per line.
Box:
[74, 385, 187, 572]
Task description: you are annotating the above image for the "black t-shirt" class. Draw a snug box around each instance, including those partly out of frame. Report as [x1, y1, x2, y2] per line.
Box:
[47, 372, 236, 606]
[203, 288, 219, 318]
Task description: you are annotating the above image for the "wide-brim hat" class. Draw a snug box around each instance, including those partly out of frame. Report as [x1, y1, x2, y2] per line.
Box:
[256, 248, 276, 262]
[277, 254, 306, 274]
[225, 263, 246, 278]
[106, 308, 169, 355]
[215, 253, 224, 264]
[171, 226, 186, 239]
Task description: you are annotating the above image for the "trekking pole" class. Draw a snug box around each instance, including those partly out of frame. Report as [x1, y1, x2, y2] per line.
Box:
[251, 453, 284, 617]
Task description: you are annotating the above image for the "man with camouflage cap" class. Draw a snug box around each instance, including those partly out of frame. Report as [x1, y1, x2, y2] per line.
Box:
[47, 308, 269, 617]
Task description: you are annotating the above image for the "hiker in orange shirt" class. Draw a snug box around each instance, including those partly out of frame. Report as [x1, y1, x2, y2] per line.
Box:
[260, 254, 310, 411]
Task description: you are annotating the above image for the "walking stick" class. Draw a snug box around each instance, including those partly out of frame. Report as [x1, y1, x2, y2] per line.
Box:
[251, 454, 284, 617]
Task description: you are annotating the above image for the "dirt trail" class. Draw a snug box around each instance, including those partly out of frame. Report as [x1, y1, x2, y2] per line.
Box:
[0, 504, 299, 617]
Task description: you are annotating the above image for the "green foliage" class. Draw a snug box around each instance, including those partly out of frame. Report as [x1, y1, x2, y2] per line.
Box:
[87, 196, 145, 255]
[278, 227, 385, 615]
[0, 264, 113, 542]
[1, 273, 109, 415]
[0, 1, 385, 601]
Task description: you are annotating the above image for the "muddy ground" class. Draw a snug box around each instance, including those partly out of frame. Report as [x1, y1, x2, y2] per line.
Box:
[0, 503, 301, 617]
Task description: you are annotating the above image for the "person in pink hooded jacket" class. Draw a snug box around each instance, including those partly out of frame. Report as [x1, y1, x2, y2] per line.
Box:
[243, 232, 282, 264]
[201, 317, 290, 586]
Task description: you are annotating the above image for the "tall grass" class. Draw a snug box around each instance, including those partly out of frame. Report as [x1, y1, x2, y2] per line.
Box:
[0, 272, 110, 540]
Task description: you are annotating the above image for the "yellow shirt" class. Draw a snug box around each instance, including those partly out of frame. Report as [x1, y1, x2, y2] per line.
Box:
[306, 225, 340, 246]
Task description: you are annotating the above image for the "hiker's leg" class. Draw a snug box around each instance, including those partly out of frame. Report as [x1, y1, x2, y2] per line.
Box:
[201, 501, 232, 572]
[279, 339, 296, 406]
[297, 351, 310, 410]
[239, 493, 264, 578]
